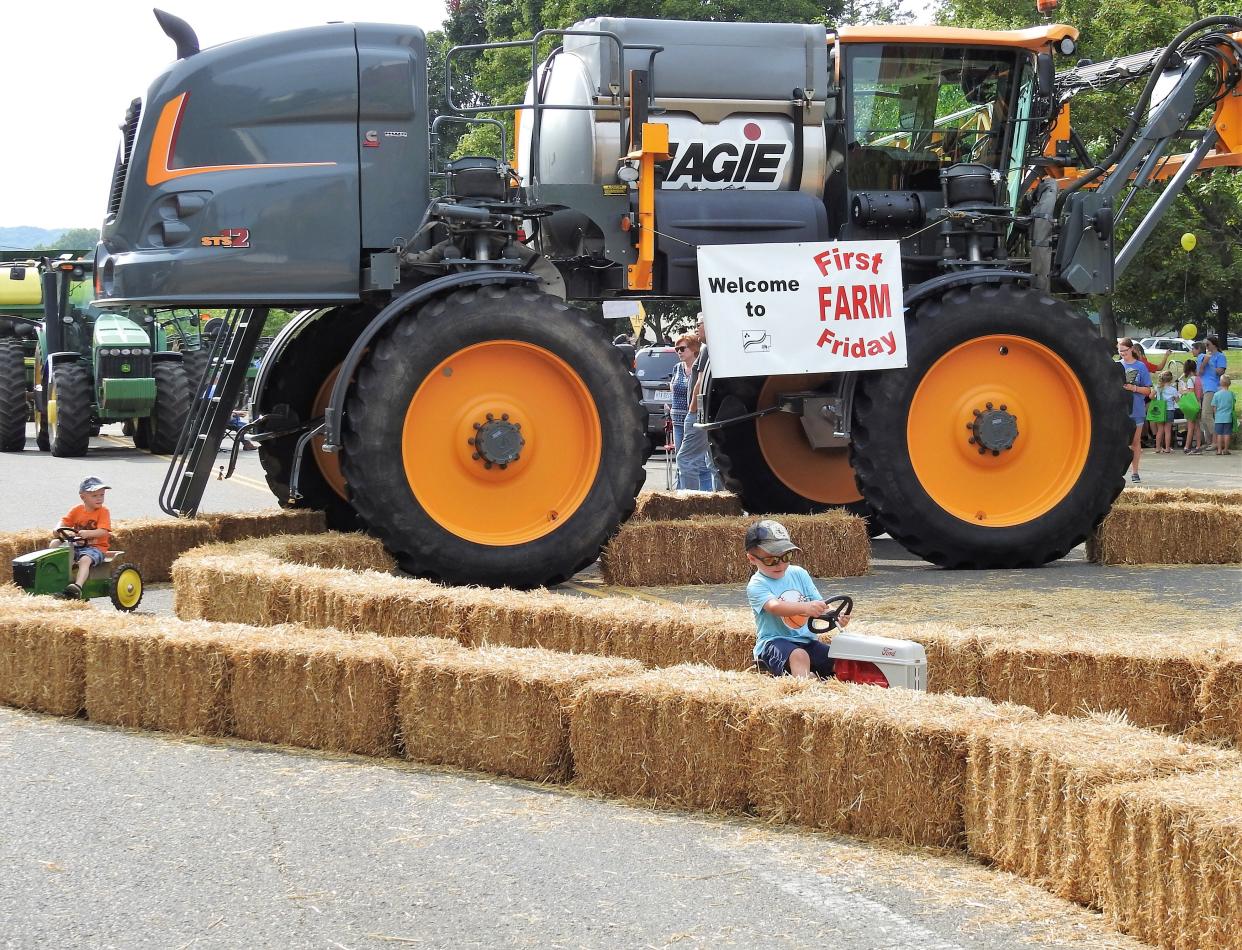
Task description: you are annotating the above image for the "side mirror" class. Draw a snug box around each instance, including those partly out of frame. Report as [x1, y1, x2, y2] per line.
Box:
[1037, 53, 1055, 100]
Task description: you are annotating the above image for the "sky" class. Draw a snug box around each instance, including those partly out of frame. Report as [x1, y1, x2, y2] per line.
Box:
[0, 0, 936, 234]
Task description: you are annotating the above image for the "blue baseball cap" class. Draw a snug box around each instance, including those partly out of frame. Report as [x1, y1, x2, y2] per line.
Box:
[79, 476, 111, 493]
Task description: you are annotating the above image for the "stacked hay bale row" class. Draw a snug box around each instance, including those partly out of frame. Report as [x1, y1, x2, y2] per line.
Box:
[629, 490, 743, 522]
[172, 535, 1242, 746]
[601, 511, 869, 586]
[0, 509, 327, 585]
[2, 594, 1239, 949]
[1088, 490, 1242, 564]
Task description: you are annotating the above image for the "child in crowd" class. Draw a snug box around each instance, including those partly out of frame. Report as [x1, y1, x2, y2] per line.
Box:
[1118, 338, 1153, 482]
[1157, 371, 1178, 453]
[1211, 374, 1236, 456]
[1177, 358, 1203, 454]
[745, 519, 851, 679]
[55, 476, 113, 599]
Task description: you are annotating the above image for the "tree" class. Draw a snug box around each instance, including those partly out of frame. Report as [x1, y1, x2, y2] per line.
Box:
[36, 227, 99, 252]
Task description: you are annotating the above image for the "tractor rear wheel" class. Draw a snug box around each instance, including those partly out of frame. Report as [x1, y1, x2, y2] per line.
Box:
[710, 374, 877, 531]
[48, 363, 93, 457]
[342, 285, 647, 587]
[109, 562, 144, 611]
[850, 283, 1130, 568]
[0, 341, 27, 451]
[146, 362, 191, 454]
[256, 307, 369, 530]
[181, 348, 212, 399]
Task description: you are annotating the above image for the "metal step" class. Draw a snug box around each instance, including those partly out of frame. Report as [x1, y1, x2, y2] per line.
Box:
[159, 308, 269, 517]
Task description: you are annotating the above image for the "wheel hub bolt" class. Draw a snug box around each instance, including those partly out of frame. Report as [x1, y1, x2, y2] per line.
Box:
[472, 414, 526, 467]
[970, 405, 1019, 452]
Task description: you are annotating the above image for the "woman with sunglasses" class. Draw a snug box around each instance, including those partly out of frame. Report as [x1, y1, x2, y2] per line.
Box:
[669, 333, 699, 487]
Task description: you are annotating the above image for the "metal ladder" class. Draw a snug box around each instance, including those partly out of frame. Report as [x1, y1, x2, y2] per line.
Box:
[159, 307, 269, 517]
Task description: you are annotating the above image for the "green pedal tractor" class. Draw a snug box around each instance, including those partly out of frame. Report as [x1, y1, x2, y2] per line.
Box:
[11, 528, 143, 611]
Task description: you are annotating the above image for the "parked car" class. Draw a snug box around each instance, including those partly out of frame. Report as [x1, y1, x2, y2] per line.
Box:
[634, 345, 679, 448]
[1138, 337, 1194, 360]
[1227, 335, 1242, 350]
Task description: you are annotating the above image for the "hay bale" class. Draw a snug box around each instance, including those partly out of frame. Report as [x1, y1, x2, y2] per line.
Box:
[396, 644, 643, 782]
[227, 628, 402, 756]
[202, 508, 327, 543]
[964, 713, 1233, 905]
[601, 511, 869, 586]
[109, 517, 216, 583]
[1087, 503, 1242, 564]
[1088, 766, 1242, 950]
[1193, 643, 1242, 747]
[0, 609, 91, 716]
[854, 620, 984, 696]
[569, 666, 791, 812]
[749, 684, 1037, 847]
[1112, 487, 1242, 507]
[979, 628, 1227, 734]
[630, 491, 743, 522]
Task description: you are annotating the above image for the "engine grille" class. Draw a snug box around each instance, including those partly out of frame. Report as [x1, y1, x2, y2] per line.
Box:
[12, 560, 36, 590]
[97, 352, 152, 381]
[106, 98, 143, 217]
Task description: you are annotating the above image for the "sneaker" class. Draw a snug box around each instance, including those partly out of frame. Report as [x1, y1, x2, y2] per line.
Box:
[1130, 473, 1141, 483]
[61, 583, 82, 600]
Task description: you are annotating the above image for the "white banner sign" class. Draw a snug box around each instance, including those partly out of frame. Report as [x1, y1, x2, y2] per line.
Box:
[697, 241, 907, 378]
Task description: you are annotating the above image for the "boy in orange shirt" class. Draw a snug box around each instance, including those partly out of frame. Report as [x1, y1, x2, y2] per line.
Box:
[56, 476, 113, 599]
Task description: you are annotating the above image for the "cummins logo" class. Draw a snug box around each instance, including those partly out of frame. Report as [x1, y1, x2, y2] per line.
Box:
[662, 121, 790, 190]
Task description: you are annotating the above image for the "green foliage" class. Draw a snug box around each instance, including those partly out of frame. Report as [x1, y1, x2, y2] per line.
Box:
[35, 227, 99, 252]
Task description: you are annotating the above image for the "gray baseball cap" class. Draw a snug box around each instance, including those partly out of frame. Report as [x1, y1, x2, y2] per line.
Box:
[744, 519, 799, 555]
[79, 476, 111, 493]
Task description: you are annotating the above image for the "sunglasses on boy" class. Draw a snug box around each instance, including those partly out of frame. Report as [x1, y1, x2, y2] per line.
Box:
[752, 551, 796, 567]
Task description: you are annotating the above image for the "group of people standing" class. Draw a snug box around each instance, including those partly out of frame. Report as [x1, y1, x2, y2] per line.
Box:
[1119, 335, 1234, 482]
[668, 314, 721, 491]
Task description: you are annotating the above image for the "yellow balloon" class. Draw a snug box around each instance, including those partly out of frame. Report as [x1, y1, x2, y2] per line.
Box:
[1181, 232, 1197, 252]
[1181, 323, 1198, 340]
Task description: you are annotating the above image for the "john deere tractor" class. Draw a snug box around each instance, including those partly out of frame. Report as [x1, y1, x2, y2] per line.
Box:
[12, 256, 194, 456]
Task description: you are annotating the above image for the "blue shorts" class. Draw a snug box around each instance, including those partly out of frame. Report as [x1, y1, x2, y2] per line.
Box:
[74, 546, 106, 566]
[1216, 422, 1233, 436]
[758, 637, 834, 677]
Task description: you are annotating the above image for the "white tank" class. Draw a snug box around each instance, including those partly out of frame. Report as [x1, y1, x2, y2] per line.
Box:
[516, 18, 830, 195]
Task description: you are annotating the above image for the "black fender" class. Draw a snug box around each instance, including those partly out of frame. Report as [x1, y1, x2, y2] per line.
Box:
[320, 271, 539, 450]
[151, 351, 184, 362]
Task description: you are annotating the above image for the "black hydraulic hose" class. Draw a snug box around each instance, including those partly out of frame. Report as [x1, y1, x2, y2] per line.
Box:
[788, 89, 806, 192]
[1057, 15, 1242, 210]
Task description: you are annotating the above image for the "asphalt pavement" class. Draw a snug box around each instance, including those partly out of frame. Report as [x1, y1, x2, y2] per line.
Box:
[0, 421, 1237, 949]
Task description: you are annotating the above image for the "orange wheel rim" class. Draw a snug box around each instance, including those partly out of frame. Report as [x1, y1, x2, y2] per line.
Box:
[311, 365, 349, 500]
[401, 340, 602, 545]
[755, 374, 863, 505]
[908, 335, 1090, 527]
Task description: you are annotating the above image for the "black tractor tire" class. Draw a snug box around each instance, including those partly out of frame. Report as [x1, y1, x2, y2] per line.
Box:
[256, 307, 369, 530]
[132, 418, 151, 450]
[0, 341, 27, 451]
[342, 285, 647, 587]
[850, 283, 1130, 568]
[146, 362, 191, 455]
[181, 348, 212, 398]
[710, 374, 878, 533]
[48, 363, 93, 458]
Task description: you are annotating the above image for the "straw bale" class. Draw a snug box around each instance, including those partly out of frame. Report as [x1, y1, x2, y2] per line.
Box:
[600, 511, 868, 586]
[1087, 766, 1242, 950]
[630, 490, 743, 522]
[0, 528, 58, 585]
[226, 628, 401, 756]
[1087, 503, 1242, 564]
[107, 517, 216, 583]
[1193, 643, 1242, 746]
[396, 645, 642, 782]
[964, 713, 1234, 906]
[1112, 487, 1242, 507]
[202, 508, 327, 544]
[854, 620, 984, 696]
[0, 609, 91, 716]
[749, 684, 1037, 847]
[979, 627, 1230, 734]
[569, 666, 793, 812]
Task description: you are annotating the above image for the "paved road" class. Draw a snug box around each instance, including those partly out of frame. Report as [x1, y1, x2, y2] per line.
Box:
[1, 421, 1236, 949]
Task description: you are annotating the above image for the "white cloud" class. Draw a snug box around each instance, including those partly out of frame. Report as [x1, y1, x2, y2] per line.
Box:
[0, 2, 446, 229]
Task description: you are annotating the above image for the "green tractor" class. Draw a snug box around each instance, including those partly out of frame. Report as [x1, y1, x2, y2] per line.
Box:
[11, 528, 143, 610]
[10, 255, 196, 456]
[0, 252, 56, 451]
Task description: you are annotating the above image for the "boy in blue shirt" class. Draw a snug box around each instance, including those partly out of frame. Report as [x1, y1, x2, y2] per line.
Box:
[1211, 374, 1235, 456]
[745, 519, 851, 678]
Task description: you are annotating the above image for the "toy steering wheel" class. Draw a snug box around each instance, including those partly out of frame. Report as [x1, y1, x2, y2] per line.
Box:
[808, 595, 854, 633]
[53, 526, 83, 544]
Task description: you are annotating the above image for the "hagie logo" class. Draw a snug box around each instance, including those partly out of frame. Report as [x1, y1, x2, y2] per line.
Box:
[663, 121, 789, 190]
[201, 228, 251, 248]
